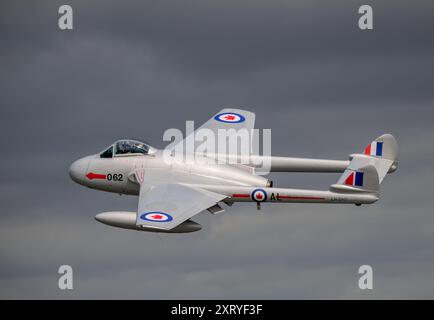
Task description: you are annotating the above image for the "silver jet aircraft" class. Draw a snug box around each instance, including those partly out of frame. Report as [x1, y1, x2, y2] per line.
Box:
[69, 108, 398, 233]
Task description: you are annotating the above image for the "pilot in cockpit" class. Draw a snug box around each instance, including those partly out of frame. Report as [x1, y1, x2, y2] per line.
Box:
[100, 139, 154, 158]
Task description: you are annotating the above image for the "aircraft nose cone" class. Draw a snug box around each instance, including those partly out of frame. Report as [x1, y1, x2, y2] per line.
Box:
[69, 158, 89, 184]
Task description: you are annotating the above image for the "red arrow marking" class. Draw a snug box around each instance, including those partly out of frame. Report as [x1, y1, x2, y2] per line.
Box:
[86, 172, 107, 180]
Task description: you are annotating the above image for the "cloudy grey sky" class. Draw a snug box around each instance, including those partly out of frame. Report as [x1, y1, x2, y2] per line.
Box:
[0, 0, 433, 299]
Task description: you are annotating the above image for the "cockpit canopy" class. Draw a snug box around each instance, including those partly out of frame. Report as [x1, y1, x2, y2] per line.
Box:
[100, 139, 154, 158]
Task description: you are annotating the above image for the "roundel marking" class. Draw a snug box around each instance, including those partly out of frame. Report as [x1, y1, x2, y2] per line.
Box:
[214, 112, 245, 123]
[251, 188, 267, 202]
[140, 211, 173, 222]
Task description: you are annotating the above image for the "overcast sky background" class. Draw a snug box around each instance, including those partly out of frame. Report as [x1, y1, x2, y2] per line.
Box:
[0, 0, 433, 299]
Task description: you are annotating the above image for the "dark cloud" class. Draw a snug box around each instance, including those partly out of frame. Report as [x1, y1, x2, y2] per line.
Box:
[0, 0, 433, 298]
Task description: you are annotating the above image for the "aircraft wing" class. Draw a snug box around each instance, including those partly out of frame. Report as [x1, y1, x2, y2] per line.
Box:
[172, 108, 256, 156]
[135, 172, 227, 230]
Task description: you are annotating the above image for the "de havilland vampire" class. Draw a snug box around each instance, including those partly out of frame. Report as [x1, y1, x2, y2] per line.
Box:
[69, 108, 398, 233]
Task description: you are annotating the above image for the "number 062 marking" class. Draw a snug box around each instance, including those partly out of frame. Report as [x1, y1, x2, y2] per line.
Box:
[107, 173, 123, 181]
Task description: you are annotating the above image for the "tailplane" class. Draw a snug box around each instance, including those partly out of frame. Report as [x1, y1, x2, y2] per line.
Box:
[331, 134, 398, 194]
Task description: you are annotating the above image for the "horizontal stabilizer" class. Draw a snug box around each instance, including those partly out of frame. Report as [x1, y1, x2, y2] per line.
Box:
[331, 134, 398, 194]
